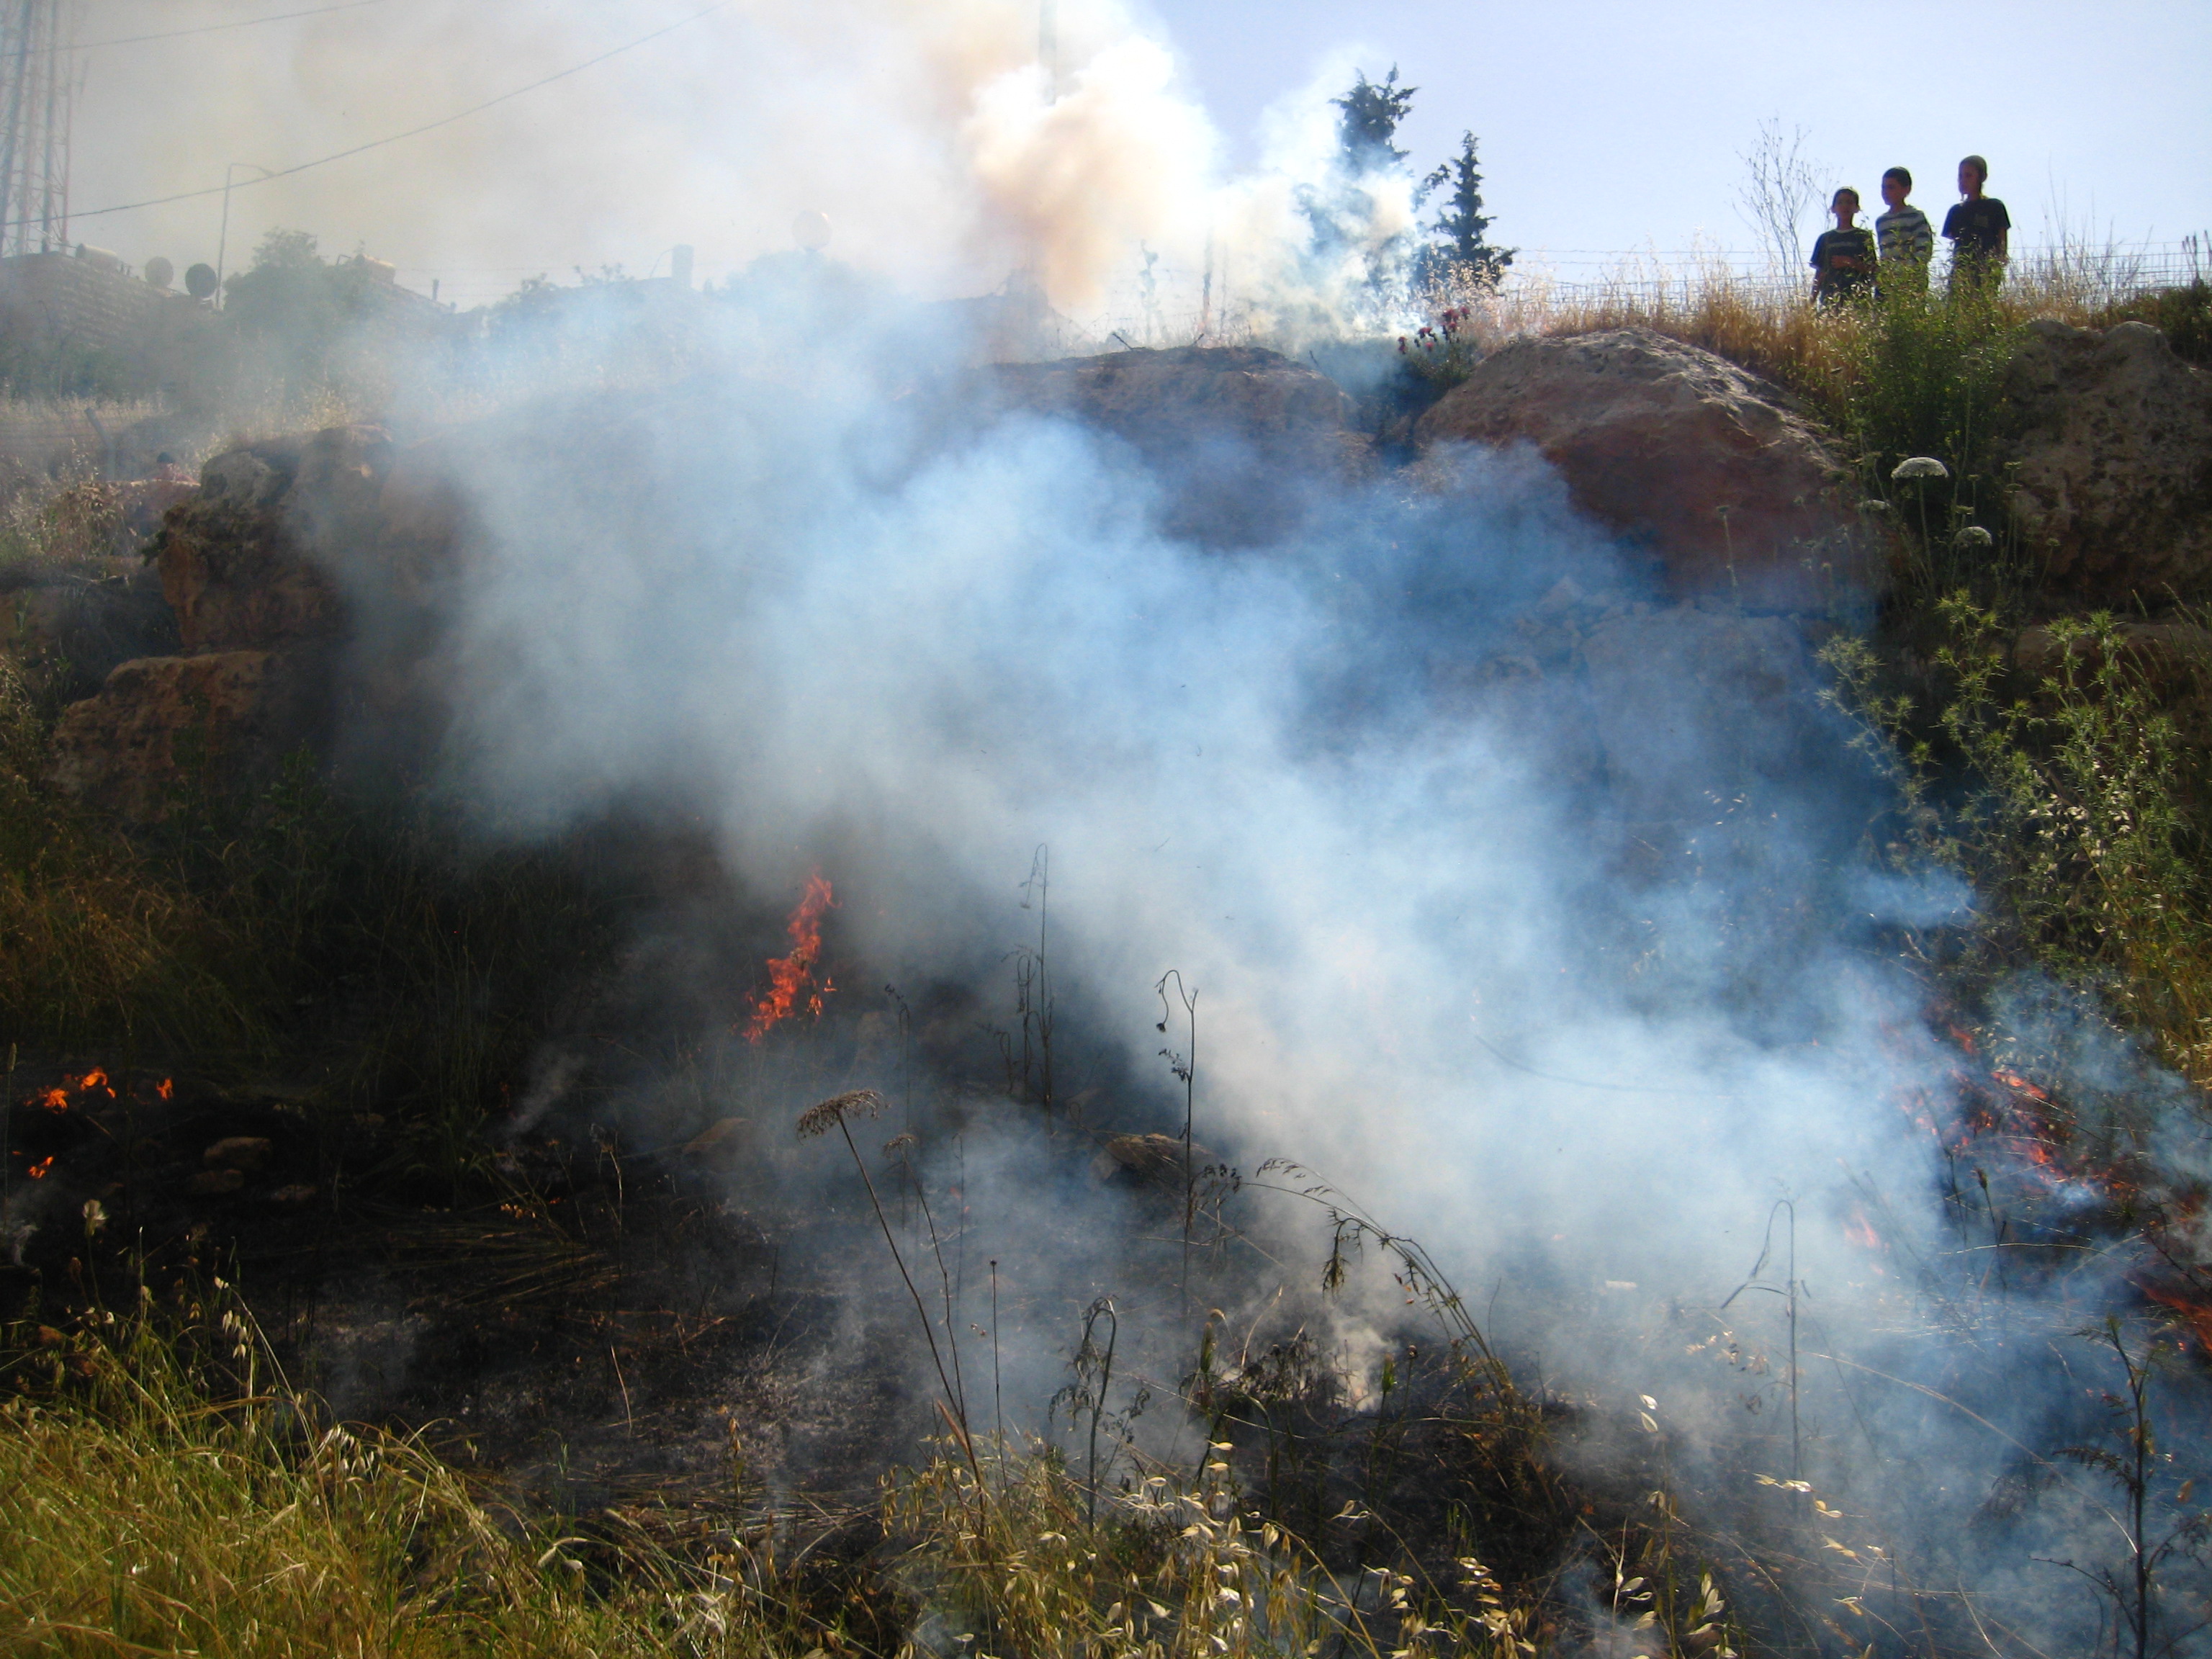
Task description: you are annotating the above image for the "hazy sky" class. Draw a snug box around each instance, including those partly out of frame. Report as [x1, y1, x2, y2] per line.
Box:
[46, 0, 2212, 309]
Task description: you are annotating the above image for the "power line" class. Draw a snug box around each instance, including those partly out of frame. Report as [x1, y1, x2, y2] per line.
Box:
[25, 0, 384, 55]
[12, 0, 732, 230]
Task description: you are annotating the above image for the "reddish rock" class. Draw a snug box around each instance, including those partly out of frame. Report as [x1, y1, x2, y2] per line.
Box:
[991, 345, 1360, 544]
[1414, 328, 1860, 607]
[48, 650, 323, 820]
[1997, 319, 2212, 605]
[154, 425, 392, 652]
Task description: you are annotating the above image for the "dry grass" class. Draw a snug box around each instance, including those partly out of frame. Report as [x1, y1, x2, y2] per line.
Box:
[889, 1439, 1550, 1659]
[0, 1292, 809, 1659]
[1419, 246, 2198, 416]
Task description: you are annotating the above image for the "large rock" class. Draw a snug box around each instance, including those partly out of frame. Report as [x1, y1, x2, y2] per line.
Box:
[155, 426, 394, 652]
[990, 345, 1359, 545]
[49, 651, 323, 821]
[52, 425, 410, 819]
[1997, 319, 2212, 605]
[1414, 329, 1859, 608]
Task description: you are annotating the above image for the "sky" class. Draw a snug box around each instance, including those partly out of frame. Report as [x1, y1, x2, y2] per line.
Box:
[40, 0, 2212, 311]
[1141, 0, 2212, 274]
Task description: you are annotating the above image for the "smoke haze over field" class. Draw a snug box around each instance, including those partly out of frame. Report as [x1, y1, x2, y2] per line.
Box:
[62, 1, 2211, 1640]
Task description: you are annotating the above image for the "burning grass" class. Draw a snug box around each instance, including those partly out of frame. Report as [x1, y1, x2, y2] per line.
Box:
[1, 653, 620, 1190]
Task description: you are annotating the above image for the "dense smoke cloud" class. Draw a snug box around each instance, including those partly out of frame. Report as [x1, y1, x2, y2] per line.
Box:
[369, 282, 2208, 1653]
[75, 0, 1426, 331]
[73, 0, 1225, 305]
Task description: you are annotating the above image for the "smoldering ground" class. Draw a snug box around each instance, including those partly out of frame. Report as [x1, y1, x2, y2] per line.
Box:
[271, 281, 2201, 1649]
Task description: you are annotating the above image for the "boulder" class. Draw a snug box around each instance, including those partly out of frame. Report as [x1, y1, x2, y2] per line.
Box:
[1413, 329, 1860, 608]
[1996, 319, 2212, 605]
[50, 424, 425, 819]
[154, 425, 393, 652]
[48, 649, 323, 821]
[990, 345, 1359, 545]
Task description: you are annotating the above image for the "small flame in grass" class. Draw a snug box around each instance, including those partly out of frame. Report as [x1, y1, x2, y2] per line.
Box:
[1843, 1208, 1883, 1251]
[156, 1078, 174, 1101]
[742, 873, 836, 1044]
[33, 1069, 133, 1114]
[26, 1156, 54, 1180]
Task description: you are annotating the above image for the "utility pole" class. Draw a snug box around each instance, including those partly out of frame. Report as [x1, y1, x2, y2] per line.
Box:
[215, 162, 276, 303]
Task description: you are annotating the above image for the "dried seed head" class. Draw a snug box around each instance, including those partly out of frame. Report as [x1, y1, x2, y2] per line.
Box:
[1891, 456, 1949, 481]
[1953, 524, 1995, 548]
[796, 1088, 886, 1138]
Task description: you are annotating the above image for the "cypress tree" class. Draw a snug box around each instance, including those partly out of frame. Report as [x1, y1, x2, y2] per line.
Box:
[1421, 131, 1515, 288]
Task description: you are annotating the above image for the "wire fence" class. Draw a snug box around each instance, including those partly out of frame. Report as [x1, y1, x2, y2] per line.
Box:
[1061, 238, 2209, 356]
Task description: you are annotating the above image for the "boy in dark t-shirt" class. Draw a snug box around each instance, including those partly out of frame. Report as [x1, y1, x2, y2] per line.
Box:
[1809, 188, 1876, 305]
[1942, 154, 2010, 289]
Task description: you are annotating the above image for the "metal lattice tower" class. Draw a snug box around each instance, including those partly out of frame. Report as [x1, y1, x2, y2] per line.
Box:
[0, 0, 73, 257]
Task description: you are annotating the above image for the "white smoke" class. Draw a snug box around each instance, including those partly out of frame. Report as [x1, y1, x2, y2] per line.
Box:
[96, 0, 2206, 1641]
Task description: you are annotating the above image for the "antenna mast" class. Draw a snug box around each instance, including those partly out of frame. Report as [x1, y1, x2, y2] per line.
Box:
[0, 0, 73, 256]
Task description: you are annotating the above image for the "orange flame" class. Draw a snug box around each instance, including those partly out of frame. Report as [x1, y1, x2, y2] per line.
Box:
[156, 1078, 174, 1101]
[742, 873, 836, 1044]
[37, 1088, 68, 1114]
[26, 1156, 54, 1179]
[1843, 1207, 1884, 1251]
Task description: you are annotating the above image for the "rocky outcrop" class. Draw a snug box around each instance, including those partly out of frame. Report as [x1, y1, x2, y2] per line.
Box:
[1997, 319, 2212, 605]
[49, 650, 320, 820]
[990, 345, 1360, 545]
[156, 426, 393, 652]
[50, 425, 402, 819]
[1414, 329, 1861, 608]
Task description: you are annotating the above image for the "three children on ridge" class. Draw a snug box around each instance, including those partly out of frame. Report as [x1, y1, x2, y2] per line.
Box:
[1809, 154, 2010, 304]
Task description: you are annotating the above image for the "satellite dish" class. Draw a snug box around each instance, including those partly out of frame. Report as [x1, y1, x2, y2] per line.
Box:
[183, 262, 218, 300]
[143, 256, 174, 290]
[791, 210, 831, 252]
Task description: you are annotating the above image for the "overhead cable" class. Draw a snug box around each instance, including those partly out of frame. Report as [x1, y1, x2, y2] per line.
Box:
[40, 1, 385, 55]
[15, 0, 732, 230]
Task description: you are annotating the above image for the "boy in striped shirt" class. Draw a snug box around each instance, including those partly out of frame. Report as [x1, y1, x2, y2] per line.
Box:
[1875, 166, 1934, 292]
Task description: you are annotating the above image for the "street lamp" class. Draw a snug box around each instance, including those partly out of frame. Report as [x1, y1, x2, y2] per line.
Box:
[215, 162, 277, 307]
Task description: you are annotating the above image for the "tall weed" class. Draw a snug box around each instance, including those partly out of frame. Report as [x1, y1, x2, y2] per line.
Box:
[1824, 603, 2212, 1084]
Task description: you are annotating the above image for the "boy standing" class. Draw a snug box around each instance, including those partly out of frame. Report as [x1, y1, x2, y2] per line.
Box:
[1809, 187, 1876, 305]
[1942, 154, 2010, 290]
[1875, 166, 1933, 292]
